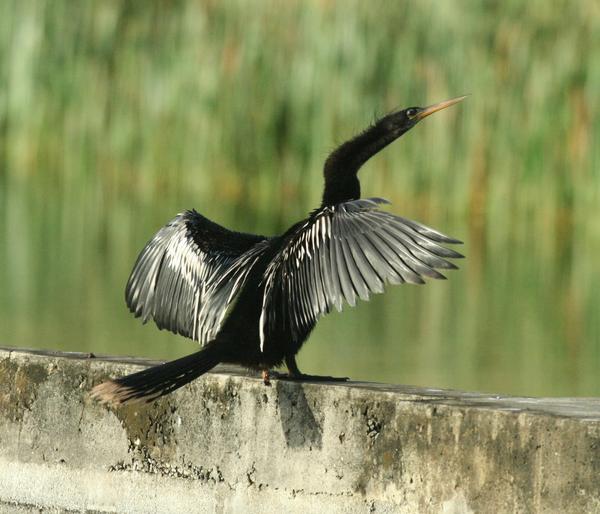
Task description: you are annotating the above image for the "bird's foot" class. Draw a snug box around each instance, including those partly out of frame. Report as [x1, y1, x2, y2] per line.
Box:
[282, 373, 349, 382]
[282, 355, 348, 382]
[261, 369, 349, 385]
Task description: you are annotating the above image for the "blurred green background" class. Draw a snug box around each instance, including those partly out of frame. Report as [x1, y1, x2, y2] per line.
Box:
[1, 0, 599, 396]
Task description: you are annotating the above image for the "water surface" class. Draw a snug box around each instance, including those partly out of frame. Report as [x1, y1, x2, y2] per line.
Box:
[1, 0, 599, 396]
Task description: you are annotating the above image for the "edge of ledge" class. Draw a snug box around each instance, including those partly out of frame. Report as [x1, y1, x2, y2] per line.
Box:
[2, 345, 600, 421]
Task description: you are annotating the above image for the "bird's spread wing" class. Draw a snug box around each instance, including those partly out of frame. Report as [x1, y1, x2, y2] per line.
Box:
[126, 210, 267, 345]
[259, 198, 463, 350]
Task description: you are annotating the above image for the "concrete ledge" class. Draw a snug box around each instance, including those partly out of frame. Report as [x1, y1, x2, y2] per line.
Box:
[0, 347, 599, 513]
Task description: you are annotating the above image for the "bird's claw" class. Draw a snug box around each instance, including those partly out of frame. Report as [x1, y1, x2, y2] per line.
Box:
[261, 369, 272, 386]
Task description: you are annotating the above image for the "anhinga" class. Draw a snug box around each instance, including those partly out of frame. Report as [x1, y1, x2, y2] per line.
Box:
[92, 96, 466, 404]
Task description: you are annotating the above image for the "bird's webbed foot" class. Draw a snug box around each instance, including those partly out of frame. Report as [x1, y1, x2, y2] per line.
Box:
[285, 373, 350, 382]
[261, 368, 348, 384]
[283, 355, 349, 382]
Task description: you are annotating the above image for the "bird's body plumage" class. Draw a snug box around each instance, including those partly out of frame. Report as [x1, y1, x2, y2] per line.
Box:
[92, 97, 466, 404]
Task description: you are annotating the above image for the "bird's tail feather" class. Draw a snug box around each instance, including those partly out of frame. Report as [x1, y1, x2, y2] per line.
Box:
[91, 341, 221, 405]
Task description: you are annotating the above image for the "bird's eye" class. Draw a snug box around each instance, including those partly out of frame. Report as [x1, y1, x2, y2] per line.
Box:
[406, 108, 418, 119]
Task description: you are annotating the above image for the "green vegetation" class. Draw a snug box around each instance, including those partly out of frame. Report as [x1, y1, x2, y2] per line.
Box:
[1, 0, 599, 395]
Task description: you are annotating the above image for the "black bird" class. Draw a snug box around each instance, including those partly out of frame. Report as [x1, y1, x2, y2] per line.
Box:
[92, 96, 466, 404]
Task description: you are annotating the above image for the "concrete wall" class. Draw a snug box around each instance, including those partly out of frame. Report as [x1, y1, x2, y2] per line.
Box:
[0, 347, 599, 513]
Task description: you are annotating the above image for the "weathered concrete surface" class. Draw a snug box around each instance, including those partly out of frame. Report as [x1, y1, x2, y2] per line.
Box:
[0, 347, 599, 514]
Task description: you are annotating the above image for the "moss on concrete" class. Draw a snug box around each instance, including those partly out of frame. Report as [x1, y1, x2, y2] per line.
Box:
[0, 355, 49, 423]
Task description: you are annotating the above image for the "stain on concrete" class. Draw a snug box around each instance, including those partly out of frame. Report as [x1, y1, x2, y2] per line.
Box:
[109, 441, 226, 484]
[102, 393, 183, 476]
[354, 401, 403, 495]
[0, 356, 49, 422]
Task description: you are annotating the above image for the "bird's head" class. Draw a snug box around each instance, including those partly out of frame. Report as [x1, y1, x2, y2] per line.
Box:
[382, 95, 468, 137]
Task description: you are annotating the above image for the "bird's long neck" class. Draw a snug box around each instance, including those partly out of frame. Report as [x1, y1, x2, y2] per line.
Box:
[321, 118, 400, 206]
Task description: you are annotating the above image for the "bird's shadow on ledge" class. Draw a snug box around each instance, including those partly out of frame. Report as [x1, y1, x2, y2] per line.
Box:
[274, 379, 323, 450]
[209, 363, 323, 449]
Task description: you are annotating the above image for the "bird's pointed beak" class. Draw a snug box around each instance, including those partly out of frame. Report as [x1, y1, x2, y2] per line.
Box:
[415, 95, 468, 121]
